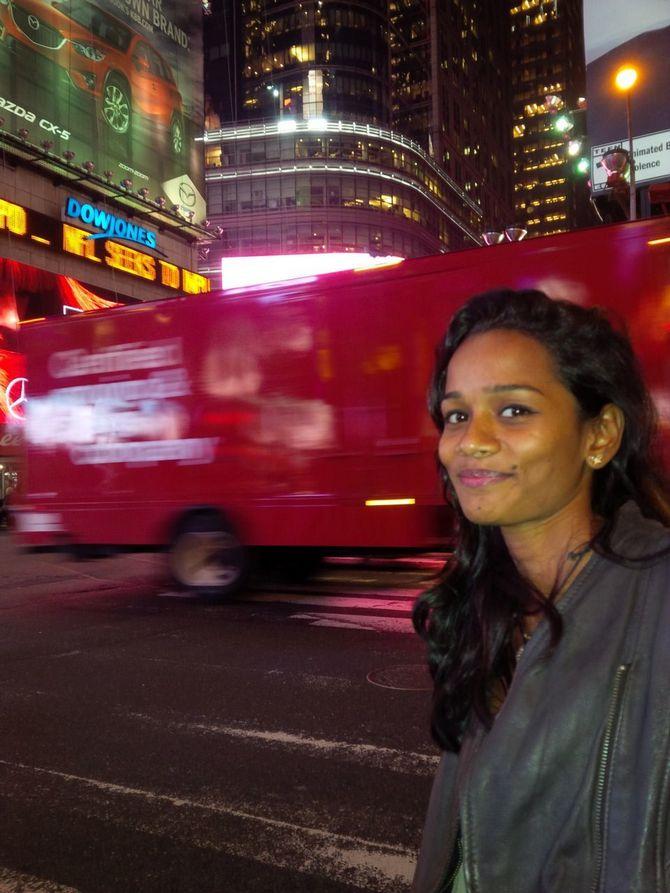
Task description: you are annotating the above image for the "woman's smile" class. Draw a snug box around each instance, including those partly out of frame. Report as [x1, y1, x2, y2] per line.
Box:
[456, 468, 515, 488]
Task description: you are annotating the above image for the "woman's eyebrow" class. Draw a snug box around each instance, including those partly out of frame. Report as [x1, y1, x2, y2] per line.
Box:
[442, 384, 545, 400]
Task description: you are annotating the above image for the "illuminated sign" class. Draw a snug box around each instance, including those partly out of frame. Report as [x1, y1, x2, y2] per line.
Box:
[221, 253, 404, 289]
[64, 198, 158, 250]
[0, 197, 210, 295]
[0, 199, 27, 236]
[5, 377, 27, 421]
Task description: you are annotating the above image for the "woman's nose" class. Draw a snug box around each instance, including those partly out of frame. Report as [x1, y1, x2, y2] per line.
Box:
[457, 414, 500, 457]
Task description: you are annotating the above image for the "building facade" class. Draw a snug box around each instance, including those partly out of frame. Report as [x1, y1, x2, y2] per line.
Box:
[390, 0, 515, 233]
[202, 0, 519, 276]
[511, 0, 590, 237]
[0, 1, 210, 493]
[200, 117, 483, 274]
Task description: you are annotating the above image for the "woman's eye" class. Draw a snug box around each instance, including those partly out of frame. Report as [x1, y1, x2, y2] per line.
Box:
[500, 405, 533, 418]
[443, 409, 467, 425]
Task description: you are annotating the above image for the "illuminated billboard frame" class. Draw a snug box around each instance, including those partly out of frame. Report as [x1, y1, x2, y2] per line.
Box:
[0, 0, 206, 222]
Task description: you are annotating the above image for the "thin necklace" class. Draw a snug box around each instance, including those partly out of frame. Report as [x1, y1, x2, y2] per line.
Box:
[515, 543, 592, 663]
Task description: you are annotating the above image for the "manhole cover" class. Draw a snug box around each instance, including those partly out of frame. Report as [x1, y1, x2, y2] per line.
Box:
[367, 663, 432, 690]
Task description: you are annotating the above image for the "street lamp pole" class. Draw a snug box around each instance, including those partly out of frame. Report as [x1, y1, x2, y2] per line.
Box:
[614, 65, 638, 222]
[625, 91, 636, 221]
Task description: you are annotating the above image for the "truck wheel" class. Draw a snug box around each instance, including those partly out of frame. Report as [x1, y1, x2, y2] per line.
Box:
[169, 511, 246, 597]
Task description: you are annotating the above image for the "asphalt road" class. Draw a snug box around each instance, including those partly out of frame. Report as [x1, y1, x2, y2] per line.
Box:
[0, 537, 445, 893]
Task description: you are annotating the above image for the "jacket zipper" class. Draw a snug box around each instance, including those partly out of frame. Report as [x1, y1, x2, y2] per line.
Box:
[441, 834, 463, 893]
[590, 662, 631, 893]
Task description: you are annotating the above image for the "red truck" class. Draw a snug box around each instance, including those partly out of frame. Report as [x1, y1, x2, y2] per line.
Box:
[14, 217, 670, 595]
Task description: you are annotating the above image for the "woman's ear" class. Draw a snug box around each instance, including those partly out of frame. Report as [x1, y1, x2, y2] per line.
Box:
[584, 404, 625, 469]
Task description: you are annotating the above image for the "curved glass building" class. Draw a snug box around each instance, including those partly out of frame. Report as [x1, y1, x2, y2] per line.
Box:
[201, 0, 513, 274]
[202, 118, 483, 266]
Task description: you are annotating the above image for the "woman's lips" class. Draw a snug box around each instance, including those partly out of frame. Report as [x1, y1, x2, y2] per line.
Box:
[456, 470, 514, 488]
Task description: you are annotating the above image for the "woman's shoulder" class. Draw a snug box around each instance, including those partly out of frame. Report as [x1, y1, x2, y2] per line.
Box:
[607, 500, 670, 564]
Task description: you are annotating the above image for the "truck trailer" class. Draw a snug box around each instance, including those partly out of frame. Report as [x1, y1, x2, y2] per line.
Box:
[14, 217, 670, 595]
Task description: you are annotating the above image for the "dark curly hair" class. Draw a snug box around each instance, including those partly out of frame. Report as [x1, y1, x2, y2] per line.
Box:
[412, 288, 670, 753]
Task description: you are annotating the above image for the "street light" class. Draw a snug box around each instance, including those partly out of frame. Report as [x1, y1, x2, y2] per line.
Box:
[614, 65, 639, 221]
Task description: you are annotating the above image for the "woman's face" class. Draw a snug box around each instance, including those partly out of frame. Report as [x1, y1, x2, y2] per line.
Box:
[438, 328, 597, 530]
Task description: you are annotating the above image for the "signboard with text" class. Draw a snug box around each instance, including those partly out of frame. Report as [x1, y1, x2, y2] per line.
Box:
[590, 129, 670, 192]
[584, 0, 670, 176]
[0, 196, 210, 294]
[0, 0, 205, 221]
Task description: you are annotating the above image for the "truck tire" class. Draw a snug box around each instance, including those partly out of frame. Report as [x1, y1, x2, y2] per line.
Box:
[169, 511, 246, 598]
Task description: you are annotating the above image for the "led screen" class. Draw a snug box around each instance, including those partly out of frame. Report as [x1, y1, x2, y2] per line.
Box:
[0, 0, 205, 219]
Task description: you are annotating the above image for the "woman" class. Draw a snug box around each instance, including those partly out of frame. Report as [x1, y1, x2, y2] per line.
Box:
[412, 289, 670, 893]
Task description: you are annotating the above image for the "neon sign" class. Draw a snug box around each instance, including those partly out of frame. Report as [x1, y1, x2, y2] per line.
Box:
[0, 197, 210, 295]
[64, 197, 158, 250]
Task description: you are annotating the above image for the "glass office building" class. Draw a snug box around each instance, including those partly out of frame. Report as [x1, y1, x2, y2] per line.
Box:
[510, 0, 590, 237]
[200, 1, 517, 273]
[202, 118, 482, 268]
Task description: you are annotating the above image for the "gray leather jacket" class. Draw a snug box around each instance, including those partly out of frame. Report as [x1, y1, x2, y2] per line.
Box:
[412, 503, 670, 893]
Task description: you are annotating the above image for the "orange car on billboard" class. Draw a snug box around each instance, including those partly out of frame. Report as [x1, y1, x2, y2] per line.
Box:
[0, 0, 184, 153]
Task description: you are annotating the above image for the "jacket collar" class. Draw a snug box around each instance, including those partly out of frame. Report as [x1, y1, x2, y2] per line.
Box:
[607, 500, 670, 562]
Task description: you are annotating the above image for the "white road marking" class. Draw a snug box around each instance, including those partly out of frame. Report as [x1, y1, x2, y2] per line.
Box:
[326, 555, 446, 570]
[291, 611, 414, 634]
[299, 617, 381, 630]
[128, 715, 439, 775]
[0, 867, 80, 892]
[0, 760, 417, 890]
[155, 590, 195, 599]
[249, 590, 419, 607]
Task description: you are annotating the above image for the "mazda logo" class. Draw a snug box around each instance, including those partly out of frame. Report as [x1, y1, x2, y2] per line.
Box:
[6, 376, 27, 420]
[27, 14, 40, 30]
[178, 182, 196, 207]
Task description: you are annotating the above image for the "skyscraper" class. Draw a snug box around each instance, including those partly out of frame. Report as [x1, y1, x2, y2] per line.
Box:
[510, 0, 590, 237]
[201, 1, 515, 276]
[390, 1, 514, 233]
[242, 0, 391, 124]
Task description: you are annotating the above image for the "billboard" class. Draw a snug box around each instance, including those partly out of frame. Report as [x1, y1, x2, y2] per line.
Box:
[584, 1, 670, 191]
[0, 0, 205, 220]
